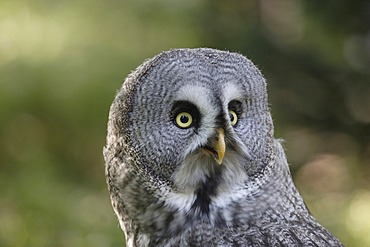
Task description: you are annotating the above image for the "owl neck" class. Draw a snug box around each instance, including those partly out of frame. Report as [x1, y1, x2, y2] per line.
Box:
[189, 167, 222, 216]
[127, 140, 309, 241]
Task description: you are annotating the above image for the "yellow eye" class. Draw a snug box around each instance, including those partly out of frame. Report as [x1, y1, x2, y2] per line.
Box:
[229, 110, 238, 126]
[175, 112, 193, 128]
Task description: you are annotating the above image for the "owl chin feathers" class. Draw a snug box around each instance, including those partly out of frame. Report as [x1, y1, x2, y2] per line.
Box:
[172, 148, 249, 194]
[172, 124, 253, 197]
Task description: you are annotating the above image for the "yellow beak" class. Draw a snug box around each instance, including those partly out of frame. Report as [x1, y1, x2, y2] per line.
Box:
[202, 128, 225, 165]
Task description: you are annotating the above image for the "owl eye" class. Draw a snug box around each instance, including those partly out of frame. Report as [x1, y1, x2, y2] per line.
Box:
[175, 112, 193, 128]
[229, 110, 238, 126]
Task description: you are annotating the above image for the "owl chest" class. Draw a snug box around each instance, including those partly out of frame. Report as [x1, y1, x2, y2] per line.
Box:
[137, 191, 248, 238]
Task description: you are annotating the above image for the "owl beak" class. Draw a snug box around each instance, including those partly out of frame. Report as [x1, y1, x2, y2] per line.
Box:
[202, 128, 225, 165]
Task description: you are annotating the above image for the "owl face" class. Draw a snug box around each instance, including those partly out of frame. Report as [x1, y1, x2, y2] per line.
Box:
[111, 48, 274, 192]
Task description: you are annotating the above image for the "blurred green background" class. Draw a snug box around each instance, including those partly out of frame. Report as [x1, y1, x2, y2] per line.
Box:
[1, 0, 369, 246]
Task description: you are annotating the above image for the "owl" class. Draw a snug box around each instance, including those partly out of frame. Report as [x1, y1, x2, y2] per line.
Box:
[104, 48, 343, 246]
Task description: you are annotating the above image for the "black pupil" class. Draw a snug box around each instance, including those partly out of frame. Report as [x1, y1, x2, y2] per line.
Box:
[180, 115, 189, 123]
[229, 112, 234, 122]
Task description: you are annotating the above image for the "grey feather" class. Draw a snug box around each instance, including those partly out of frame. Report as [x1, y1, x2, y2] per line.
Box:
[104, 48, 343, 247]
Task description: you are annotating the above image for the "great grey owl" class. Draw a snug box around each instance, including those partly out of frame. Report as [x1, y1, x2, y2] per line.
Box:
[104, 48, 343, 246]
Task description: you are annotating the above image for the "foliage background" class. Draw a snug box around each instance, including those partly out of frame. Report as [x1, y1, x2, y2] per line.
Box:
[1, 0, 369, 246]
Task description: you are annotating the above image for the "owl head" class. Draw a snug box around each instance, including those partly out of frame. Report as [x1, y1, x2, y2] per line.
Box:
[104, 48, 344, 247]
[105, 48, 274, 193]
